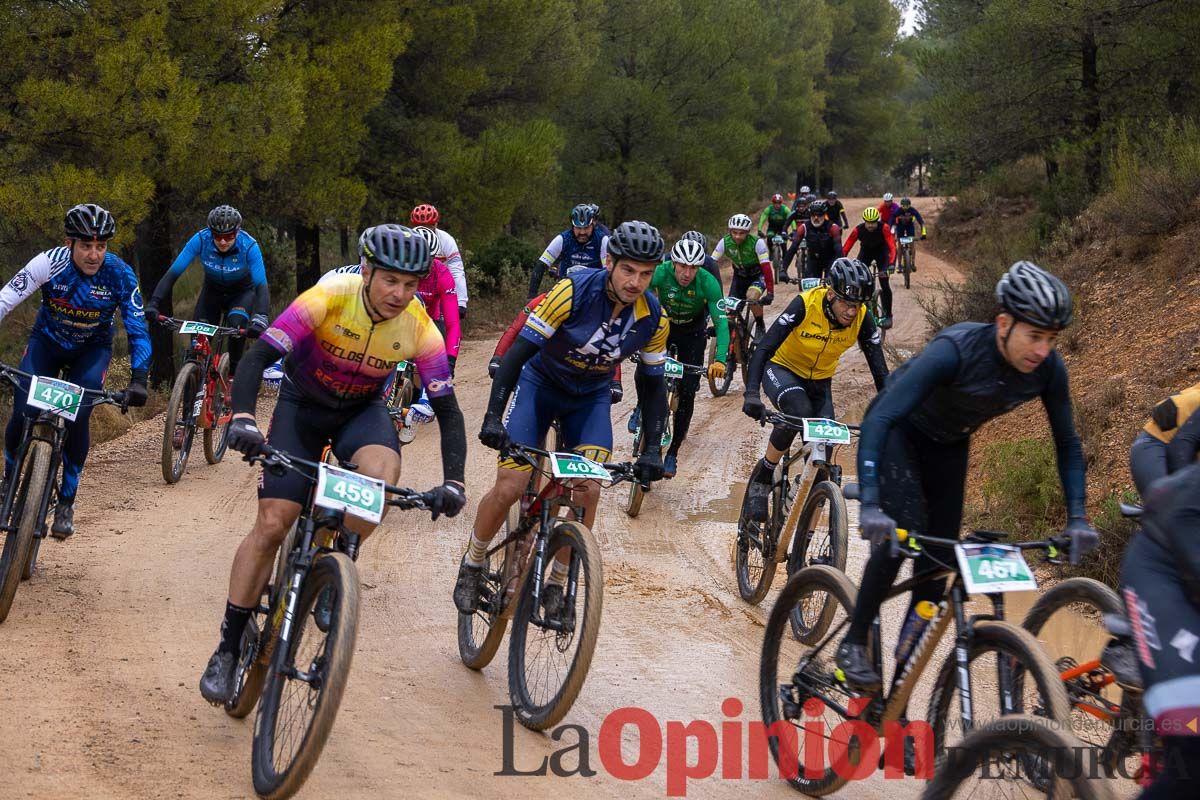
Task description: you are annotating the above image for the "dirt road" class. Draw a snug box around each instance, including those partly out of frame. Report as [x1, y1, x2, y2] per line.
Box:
[2, 199, 960, 799]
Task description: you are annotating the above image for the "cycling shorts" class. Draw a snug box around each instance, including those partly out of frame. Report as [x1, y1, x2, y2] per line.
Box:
[763, 363, 833, 452]
[1130, 430, 1169, 497]
[195, 280, 255, 324]
[730, 272, 765, 300]
[500, 365, 612, 471]
[260, 379, 399, 504]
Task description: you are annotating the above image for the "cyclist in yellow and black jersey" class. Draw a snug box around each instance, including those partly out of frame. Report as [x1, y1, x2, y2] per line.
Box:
[1130, 382, 1200, 495]
[740, 258, 888, 521]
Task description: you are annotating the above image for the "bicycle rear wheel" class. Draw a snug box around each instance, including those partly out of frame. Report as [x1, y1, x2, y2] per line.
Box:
[735, 477, 782, 604]
[507, 520, 603, 730]
[786, 480, 848, 639]
[162, 361, 201, 484]
[0, 440, 51, 623]
[204, 353, 232, 464]
[457, 527, 515, 671]
[252, 553, 360, 799]
[902, 247, 912, 289]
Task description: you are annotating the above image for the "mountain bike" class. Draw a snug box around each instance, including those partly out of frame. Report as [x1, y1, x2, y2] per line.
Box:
[221, 443, 435, 799]
[735, 412, 854, 606]
[625, 350, 705, 517]
[867, 260, 889, 343]
[768, 234, 786, 283]
[707, 296, 764, 397]
[457, 442, 639, 730]
[383, 359, 419, 444]
[795, 237, 809, 281]
[897, 236, 916, 289]
[155, 316, 244, 484]
[760, 492, 1072, 796]
[0, 364, 127, 622]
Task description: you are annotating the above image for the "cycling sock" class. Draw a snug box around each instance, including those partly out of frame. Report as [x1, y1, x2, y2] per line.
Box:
[549, 559, 570, 586]
[465, 534, 489, 567]
[751, 457, 777, 484]
[218, 601, 254, 655]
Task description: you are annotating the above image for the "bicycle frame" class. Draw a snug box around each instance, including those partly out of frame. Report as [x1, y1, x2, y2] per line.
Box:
[1, 414, 66, 541]
[771, 441, 844, 565]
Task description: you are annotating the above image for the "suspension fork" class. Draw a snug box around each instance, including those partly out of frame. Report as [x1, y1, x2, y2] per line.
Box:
[951, 582, 974, 732]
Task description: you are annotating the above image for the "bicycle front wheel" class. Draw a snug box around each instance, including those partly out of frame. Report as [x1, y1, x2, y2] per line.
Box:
[252, 552, 360, 799]
[735, 478, 781, 604]
[0, 440, 51, 622]
[162, 361, 202, 484]
[204, 353, 232, 464]
[507, 520, 603, 730]
[786, 480, 848, 639]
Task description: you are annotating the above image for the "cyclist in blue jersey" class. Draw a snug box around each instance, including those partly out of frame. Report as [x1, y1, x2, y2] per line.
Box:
[145, 205, 269, 376]
[454, 221, 671, 616]
[0, 204, 151, 538]
[527, 203, 611, 299]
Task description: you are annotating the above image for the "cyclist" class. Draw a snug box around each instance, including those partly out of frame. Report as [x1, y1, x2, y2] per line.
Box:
[198, 224, 467, 704]
[826, 190, 849, 229]
[410, 203, 468, 319]
[1119, 465, 1200, 800]
[877, 192, 902, 226]
[1130, 383, 1200, 495]
[527, 203, 610, 300]
[0, 204, 150, 538]
[835, 261, 1099, 691]
[145, 205, 269, 376]
[842, 206, 898, 328]
[758, 194, 794, 284]
[892, 198, 927, 244]
[740, 259, 887, 520]
[679, 230, 723, 291]
[453, 221, 670, 616]
[781, 199, 843, 281]
[628, 238, 730, 478]
[711, 213, 774, 335]
[586, 202, 612, 238]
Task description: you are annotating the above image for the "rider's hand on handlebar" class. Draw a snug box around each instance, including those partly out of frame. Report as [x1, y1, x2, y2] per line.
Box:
[859, 503, 898, 549]
[1063, 517, 1099, 565]
[145, 304, 160, 323]
[635, 448, 664, 483]
[428, 481, 466, 521]
[487, 355, 501, 379]
[229, 416, 266, 457]
[741, 391, 765, 421]
[247, 313, 269, 338]
[707, 361, 726, 382]
[760, 292, 774, 306]
[123, 379, 148, 408]
[609, 379, 624, 405]
[479, 414, 511, 452]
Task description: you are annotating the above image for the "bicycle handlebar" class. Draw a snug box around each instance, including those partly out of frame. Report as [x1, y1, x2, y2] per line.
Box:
[760, 411, 861, 434]
[499, 441, 644, 487]
[155, 315, 247, 338]
[626, 353, 707, 374]
[0, 363, 129, 413]
[244, 443, 435, 510]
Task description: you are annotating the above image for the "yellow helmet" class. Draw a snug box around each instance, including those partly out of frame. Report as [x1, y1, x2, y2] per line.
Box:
[862, 207, 881, 223]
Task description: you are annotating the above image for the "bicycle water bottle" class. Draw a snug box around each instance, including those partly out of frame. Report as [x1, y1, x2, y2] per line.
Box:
[894, 600, 937, 665]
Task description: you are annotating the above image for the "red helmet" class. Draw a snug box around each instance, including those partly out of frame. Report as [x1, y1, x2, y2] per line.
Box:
[771, 193, 784, 203]
[410, 204, 439, 226]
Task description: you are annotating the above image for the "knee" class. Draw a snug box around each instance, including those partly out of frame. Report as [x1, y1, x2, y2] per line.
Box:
[490, 470, 528, 506]
[577, 480, 601, 506]
[250, 503, 298, 550]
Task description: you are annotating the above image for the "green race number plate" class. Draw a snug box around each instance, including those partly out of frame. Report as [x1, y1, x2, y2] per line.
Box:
[800, 278, 822, 292]
[27, 376, 84, 422]
[315, 463, 386, 524]
[801, 418, 851, 445]
[395, 360, 409, 372]
[663, 357, 684, 379]
[955, 543, 1038, 594]
[549, 452, 611, 481]
[899, 236, 914, 245]
[178, 320, 220, 336]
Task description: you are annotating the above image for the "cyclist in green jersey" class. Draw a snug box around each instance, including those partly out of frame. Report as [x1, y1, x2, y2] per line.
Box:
[758, 193, 795, 284]
[628, 239, 730, 478]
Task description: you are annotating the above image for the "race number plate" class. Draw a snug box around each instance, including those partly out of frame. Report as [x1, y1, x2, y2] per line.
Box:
[395, 360, 409, 373]
[717, 296, 740, 312]
[955, 543, 1038, 594]
[772, 235, 785, 244]
[899, 236, 914, 245]
[26, 376, 84, 422]
[315, 463, 386, 524]
[801, 418, 851, 445]
[549, 452, 612, 481]
[663, 357, 684, 379]
[178, 320, 220, 337]
[800, 278, 822, 292]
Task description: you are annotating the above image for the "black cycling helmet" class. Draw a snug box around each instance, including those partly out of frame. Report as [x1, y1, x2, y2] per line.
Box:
[810, 199, 829, 215]
[680, 230, 709, 252]
[827, 258, 875, 303]
[607, 220, 665, 263]
[359, 224, 431, 275]
[900, 197, 911, 208]
[827, 190, 838, 200]
[995, 260, 1073, 330]
[570, 203, 596, 228]
[207, 204, 242, 235]
[64, 203, 116, 241]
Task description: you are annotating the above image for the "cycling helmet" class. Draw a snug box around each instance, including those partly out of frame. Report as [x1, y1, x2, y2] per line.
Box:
[359, 224, 431, 275]
[64, 203, 116, 241]
[207, 204, 242, 235]
[413, 225, 442, 258]
[827, 258, 875, 303]
[900, 197, 911, 208]
[669, 238, 706, 267]
[799, 185, 811, 194]
[862, 207, 881, 223]
[681, 230, 709, 252]
[410, 203, 439, 226]
[995, 261, 1073, 330]
[827, 190, 838, 200]
[771, 193, 784, 204]
[727, 213, 753, 232]
[806, 193, 818, 204]
[607, 220, 665, 263]
[809, 199, 828, 216]
[570, 203, 596, 228]
[883, 192, 894, 202]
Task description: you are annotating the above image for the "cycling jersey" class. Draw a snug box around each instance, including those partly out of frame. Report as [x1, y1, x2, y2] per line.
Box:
[432, 228, 467, 308]
[878, 201, 902, 225]
[0, 247, 151, 378]
[650, 261, 728, 360]
[261, 272, 450, 409]
[528, 229, 609, 299]
[843, 222, 897, 267]
[746, 284, 887, 393]
[893, 207, 926, 237]
[519, 269, 669, 394]
[712, 234, 774, 292]
[1146, 383, 1200, 443]
[319, 261, 455, 355]
[166, 229, 266, 288]
[826, 199, 849, 228]
[758, 204, 791, 235]
[494, 292, 624, 384]
[796, 220, 843, 269]
[856, 321, 1086, 515]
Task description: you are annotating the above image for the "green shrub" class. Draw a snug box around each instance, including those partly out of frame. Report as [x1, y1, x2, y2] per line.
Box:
[971, 438, 1064, 540]
[463, 234, 539, 328]
[1092, 119, 1200, 236]
[1083, 488, 1142, 588]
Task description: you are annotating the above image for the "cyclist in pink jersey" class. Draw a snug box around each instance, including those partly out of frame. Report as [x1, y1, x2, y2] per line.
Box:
[414, 226, 461, 370]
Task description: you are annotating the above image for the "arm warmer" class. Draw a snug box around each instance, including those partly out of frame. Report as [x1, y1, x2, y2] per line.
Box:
[1041, 358, 1088, 518]
[429, 393, 467, 483]
[231, 338, 282, 415]
[485, 335, 539, 420]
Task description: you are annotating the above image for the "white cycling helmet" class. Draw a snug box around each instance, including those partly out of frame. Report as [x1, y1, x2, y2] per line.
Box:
[413, 225, 442, 258]
[883, 192, 894, 202]
[799, 185, 811, 194]
[727, 213, 753, 232]
[670, 238, 706, 266]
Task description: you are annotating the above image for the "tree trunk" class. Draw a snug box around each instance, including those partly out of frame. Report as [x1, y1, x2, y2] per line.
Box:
[340, 226, 350, 261]
[294, 223, 321, 292]
[1080, 19, 1102, 193]
[133, 184, 177, 388]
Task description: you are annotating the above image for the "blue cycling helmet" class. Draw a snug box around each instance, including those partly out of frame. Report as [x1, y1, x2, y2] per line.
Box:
[571, 203, 597, 228]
